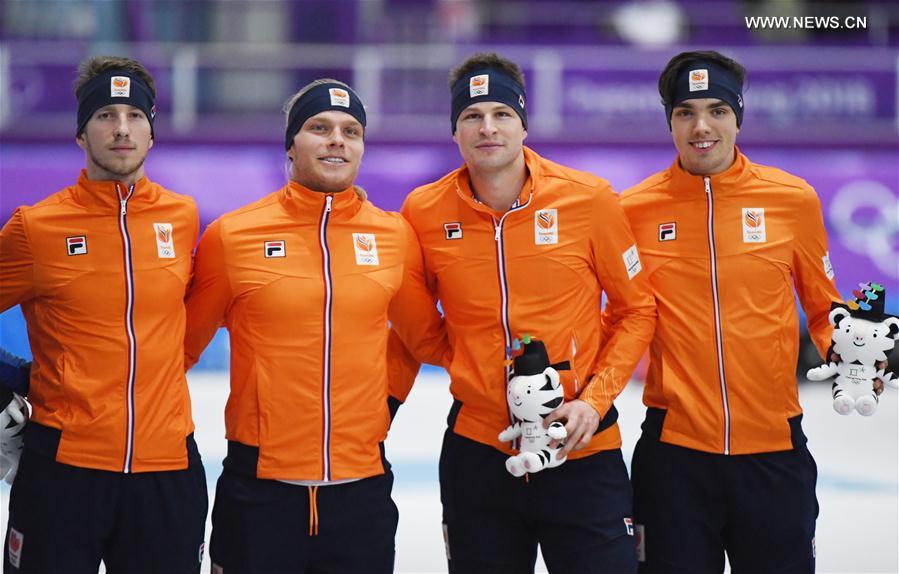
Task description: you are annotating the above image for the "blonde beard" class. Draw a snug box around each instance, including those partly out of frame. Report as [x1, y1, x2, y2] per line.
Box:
[84, 141, 148, 182]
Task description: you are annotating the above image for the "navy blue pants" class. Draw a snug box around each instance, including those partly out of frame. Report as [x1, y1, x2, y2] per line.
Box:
[3, 426, 208, 574]
[631, 409, 818, 573]
[209, 467, 398, 574]
[440, 429, 637, 574]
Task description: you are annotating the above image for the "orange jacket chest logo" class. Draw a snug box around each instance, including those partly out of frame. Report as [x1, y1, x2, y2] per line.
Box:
[444, 222, 463, 240]
[658, 222, 677, 242]
[153, 223, 175, 258]
[264, 240, 286, 258]
[534, 209, 558, 245]
[352, 233, 379, 266]
[66, 235, 88, 256]
[741, 207, 767, 243]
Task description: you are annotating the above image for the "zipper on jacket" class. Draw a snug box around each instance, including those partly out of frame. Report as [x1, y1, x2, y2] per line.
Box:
[704, 177, 731, 455]
[491, 198, 531, 441]
[319, 195, 334, 481]
[570, 335, 579, 393]
[116, 183, 137, 473]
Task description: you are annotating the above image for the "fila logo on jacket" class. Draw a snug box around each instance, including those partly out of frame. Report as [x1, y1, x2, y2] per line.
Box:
[65, 223, 176, 258]
[654, 208, 770, 245]
[262, 234, 381, 266]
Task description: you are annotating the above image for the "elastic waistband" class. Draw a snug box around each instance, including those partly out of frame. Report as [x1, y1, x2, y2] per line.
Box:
[446, 399, 618, 435]
[640, 407, 667, 440]
[25, 421, 201, 468]
[640, 407, 808, 450]
[597, 404, 619, 432]
[448, 399, 619, 435]
[225, 440, 390, 479]
[224, 440, 261, 477]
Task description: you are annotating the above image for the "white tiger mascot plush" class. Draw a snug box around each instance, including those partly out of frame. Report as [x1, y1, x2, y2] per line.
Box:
[498, 339, 567, 477]
[806, 283, 899, 416]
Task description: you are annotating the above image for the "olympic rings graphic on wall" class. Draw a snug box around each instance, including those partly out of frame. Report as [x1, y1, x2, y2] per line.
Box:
[829, 180, 899, 280]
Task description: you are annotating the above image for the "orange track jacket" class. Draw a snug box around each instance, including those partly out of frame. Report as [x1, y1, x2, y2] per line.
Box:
[611, 150, 841, 454]
[184, 182, 439, 481]
[0, 171, 199, 472]
[390, 147, 657, 458]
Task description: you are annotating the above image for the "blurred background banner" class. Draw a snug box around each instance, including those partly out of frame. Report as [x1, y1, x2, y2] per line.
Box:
[1, 0, 897, 357]
[1, 44, 895, 145]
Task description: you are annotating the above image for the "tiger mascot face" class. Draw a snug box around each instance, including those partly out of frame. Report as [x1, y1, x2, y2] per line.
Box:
[829, 307, 899, 366]
[506, 367, 564, 423]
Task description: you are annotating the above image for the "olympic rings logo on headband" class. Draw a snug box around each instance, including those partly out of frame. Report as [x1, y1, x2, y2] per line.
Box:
[829, 180, 899, 279]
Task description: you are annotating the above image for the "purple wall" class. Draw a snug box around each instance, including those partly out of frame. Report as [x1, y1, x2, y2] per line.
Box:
[2, 44, 894, 146]
[2, 142, 896, 310]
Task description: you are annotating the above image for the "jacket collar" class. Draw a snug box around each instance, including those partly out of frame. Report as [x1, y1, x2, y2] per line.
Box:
[668, 146, 752, 196]
[71, 169, 158, 211]
[278, 180, 363, 222]
[453, 146, 538, 216]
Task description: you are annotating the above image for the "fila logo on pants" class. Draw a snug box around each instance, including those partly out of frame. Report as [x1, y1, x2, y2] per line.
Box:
[7, 527, 23, 568]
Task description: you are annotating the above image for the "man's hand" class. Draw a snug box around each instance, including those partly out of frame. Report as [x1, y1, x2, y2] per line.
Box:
[874, 361, 889, 395]
[0, 393, 28, 485]
[543, 399, 600, 459]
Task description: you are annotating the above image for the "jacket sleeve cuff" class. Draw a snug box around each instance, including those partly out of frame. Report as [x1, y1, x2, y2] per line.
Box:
[580, 391, 610, 422]
[578, 368, 623, 421]
[387, 329, 421, 403]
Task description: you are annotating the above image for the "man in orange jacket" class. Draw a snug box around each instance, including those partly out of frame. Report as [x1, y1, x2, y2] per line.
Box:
[389, 53, 656, 573]
[611, 50, 842, 573]
[0, 56, 207, 573]
[183, 79, 445, 573]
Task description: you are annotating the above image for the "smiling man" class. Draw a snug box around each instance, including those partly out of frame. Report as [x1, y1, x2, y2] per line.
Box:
[388, 53, 656, 573]
[611, 51, 842, 573]
[0, 56, 206, 573]
[183, 79, 444, 573]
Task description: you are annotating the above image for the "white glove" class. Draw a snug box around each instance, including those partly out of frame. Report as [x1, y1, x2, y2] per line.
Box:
[0, 393, 28, 485]
[806, 362, 838, 382]
[883, 370, 899, 390]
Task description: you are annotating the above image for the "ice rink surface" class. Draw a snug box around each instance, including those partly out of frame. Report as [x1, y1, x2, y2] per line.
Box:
[187, 369, 898, 574]
[3, 368, 897, 573]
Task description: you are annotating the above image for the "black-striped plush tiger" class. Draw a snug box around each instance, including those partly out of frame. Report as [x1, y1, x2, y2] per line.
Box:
[498, 363, 567, 477]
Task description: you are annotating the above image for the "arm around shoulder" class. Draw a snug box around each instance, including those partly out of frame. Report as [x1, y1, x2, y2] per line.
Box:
[184, 219, 232, 370]
[386, 216, 449, 406]
[585, 189, 656, 418]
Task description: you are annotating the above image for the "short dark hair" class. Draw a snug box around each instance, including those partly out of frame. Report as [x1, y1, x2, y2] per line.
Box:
[74, 55, 156, 98]
[449, 52, 525, 90]
[658, 50, 745, 110]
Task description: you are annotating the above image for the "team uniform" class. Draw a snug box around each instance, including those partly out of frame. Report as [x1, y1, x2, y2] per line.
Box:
[184, 181, 439, 573]
[615, 149, 841, 572]
[0, 171, 207, 573]
[390, 146, 656, 573]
